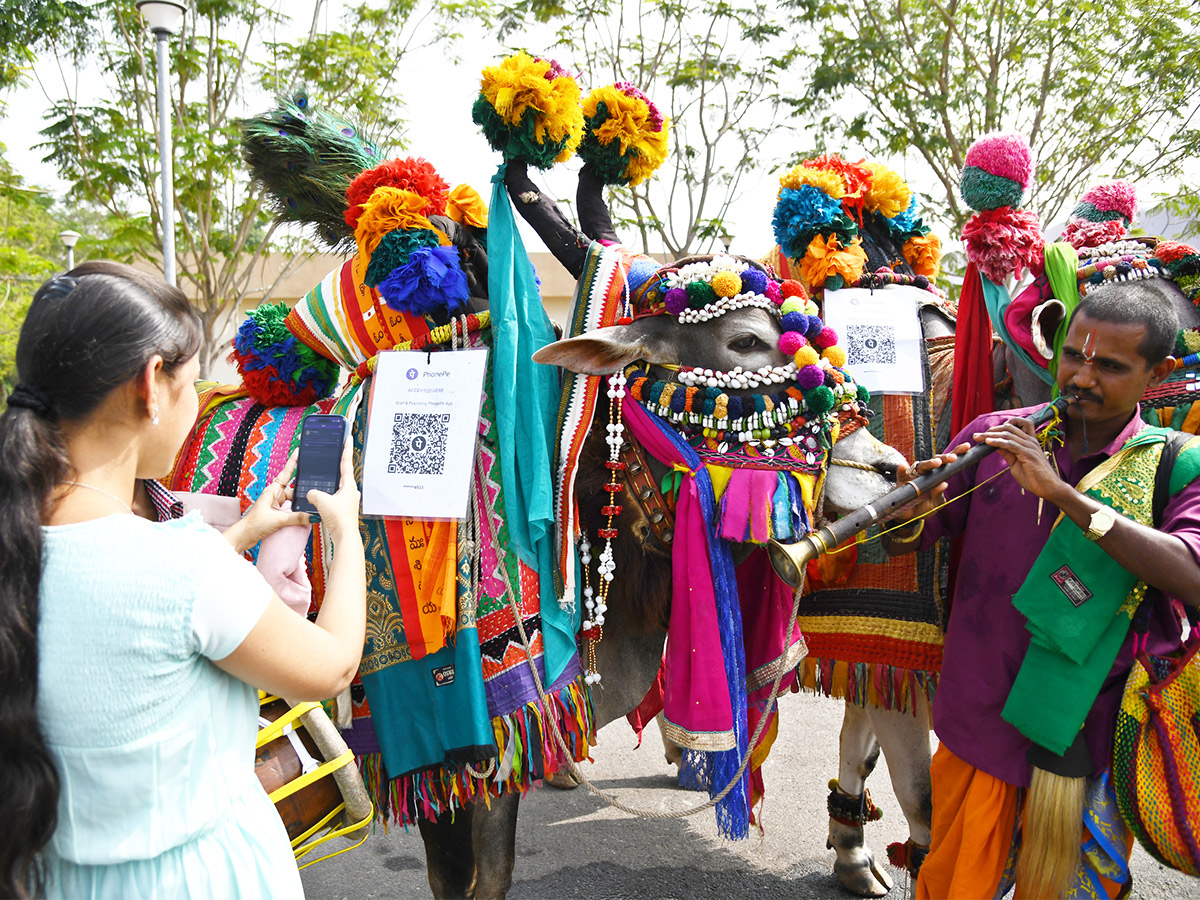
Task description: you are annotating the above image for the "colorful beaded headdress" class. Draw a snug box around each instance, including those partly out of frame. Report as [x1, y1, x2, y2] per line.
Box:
[617, 254, 869, 470]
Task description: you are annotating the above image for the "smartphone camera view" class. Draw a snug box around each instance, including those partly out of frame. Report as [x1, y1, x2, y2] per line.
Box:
[292, 415, 348, 518]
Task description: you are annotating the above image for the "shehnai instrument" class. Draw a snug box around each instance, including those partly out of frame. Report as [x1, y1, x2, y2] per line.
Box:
[768, 396, 1074, 587]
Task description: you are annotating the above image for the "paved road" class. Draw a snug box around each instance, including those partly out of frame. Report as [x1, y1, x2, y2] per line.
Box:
[300, 692, 1195, 899]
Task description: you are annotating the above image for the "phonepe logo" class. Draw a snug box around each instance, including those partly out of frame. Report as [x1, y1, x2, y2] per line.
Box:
[406, 368, 419, 381]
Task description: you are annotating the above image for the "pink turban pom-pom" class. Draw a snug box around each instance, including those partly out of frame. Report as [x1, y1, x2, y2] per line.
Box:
[964, 131, 1034, 189]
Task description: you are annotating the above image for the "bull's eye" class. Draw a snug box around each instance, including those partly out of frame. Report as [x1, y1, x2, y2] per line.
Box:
[729, 335, 762, 352]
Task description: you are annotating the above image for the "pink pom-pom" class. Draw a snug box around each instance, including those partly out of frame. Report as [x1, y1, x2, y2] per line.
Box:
[664, 287, 689, 316]
[964, 131, 1033, 190]
[765, 280, 782, 302]
[778, 331, 805, 355]
[1079, 180, 1137, 223]
[797, 365, 825, 390]
[815, 326, 839, 350]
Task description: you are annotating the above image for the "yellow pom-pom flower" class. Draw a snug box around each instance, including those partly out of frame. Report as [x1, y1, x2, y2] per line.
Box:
[780, 297, 805, 315]
[582, 85, 671, 186]
[779, 164, 845, 199]
[861, 161, 912, 219]
[823, 345, 848, 368]
[794, 346, 821, 368]
[478, 52, 583, 164]
[804, 299, 820, 316]
[711, 270, 741, 298]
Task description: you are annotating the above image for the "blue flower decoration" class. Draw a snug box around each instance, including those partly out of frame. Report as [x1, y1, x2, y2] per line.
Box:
[772, 185, 844, 259]
[378, 245, 471, 316]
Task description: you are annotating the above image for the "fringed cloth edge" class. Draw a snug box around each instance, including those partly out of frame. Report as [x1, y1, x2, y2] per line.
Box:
[795, 655, 938, 716]
[355, 674, 594, 827]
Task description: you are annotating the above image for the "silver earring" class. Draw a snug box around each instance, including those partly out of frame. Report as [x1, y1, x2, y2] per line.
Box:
[151, 405, 160, 426]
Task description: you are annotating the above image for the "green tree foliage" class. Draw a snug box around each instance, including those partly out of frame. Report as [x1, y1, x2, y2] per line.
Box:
[788, 0, 1200, 232]
[35, 0, 475, 376]
[507, 0, 798, 257]
[0, 144, 68, 396]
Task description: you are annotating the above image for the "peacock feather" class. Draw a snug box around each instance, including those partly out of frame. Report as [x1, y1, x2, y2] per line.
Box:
[241, 90, 385, 250]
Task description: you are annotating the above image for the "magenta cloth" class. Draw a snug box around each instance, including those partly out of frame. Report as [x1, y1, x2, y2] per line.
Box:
[719, 469, 779, 543]
[919, 405, 1200, 787]
[1003, 277, 1053, 372]
[623, 400, 735, 747]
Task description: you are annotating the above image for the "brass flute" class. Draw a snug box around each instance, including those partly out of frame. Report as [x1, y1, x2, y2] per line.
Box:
[767, 395, 1075, 587]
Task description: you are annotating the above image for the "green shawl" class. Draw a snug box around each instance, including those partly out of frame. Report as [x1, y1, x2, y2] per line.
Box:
[1002, 427, 1200, 754]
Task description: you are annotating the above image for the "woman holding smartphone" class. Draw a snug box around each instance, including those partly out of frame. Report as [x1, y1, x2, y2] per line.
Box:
[0, 261, 366, 900]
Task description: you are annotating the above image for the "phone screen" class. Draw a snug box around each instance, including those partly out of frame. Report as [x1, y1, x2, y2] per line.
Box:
[292, 415, 348, 517]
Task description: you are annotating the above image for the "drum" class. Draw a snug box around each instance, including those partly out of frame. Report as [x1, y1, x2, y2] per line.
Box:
[256, 694, 373, 867]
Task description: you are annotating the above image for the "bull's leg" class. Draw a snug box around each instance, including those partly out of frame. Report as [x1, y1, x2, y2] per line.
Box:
[829, 700, 894, 897]
[866, 695, 933, 892]
[417, 805, 477, 899]
[469, 792, 520, 900]
[657, 712, 683, 768]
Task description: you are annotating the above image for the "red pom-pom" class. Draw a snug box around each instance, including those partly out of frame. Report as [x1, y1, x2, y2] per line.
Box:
[617, 316, 633, 325]
[1155, 240, 1197, 264]
[236, 362, 322, 407]
[1063, 218, 1127, 251]
[962, 207, 1045, 283]
[345, 157, 450, 229]
[781, 279, 806, 299]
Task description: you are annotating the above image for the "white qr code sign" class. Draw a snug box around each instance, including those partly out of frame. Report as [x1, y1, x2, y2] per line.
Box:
[361, 349, 487, 519]
[822, 285, 925, 394]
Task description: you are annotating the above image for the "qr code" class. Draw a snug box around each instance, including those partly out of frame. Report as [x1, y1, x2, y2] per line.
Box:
[845, 324, 897, 365]
[388, 413, 451, 475]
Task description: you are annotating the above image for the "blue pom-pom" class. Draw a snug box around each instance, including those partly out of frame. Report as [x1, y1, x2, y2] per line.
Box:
[728, 395, 743, 418]
[378, 245, 471, 316]
[670, 390, 687, 413]
[781, 312, 808, 333]
[740, 268, 769, 295]
[805, 316, 824, 340]
[772, 185, 844, 258]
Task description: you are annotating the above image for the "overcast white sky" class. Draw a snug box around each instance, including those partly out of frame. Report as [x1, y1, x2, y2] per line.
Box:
[0, 3, 891, 258]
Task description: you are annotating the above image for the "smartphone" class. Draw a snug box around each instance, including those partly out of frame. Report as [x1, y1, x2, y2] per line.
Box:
[291, 415, 349, 518]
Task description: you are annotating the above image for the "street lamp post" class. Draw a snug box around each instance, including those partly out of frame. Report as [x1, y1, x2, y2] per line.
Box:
[136, 0, 187, 286]
[720, 231, 733, 254]
[58, 230, 81, 271]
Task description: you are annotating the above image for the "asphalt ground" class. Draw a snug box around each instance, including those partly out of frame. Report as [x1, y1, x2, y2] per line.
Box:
[299, 691, 1196, 900]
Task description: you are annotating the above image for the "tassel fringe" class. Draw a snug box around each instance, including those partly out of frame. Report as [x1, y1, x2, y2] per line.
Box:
[355, 676, 595, 827]
[798, 657, 937, 714]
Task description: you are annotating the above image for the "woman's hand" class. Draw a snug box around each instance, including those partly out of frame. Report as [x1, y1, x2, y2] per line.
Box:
[305, 436, 361, 545]
[223, 451, 311, 554]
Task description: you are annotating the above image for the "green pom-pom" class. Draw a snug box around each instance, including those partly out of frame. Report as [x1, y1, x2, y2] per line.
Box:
[471, 93, 573, 170]
[824, 274, 845, 292]
[856, 384, 871, 405]
[804, 385, 836, 416]
[364, 228, 441, 287]
[686, 280, 717, 309]
[960, 166, 1024, 211]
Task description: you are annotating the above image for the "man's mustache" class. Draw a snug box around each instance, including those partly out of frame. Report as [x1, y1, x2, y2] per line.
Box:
[1064, 387, 1101, 403]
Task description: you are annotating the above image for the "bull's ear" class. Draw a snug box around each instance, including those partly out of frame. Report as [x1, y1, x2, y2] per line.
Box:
[533, 321, 678, 375]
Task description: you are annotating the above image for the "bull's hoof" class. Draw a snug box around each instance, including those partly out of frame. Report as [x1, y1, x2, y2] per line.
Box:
[544, 770, 580, 790]
[828, 817, 893, 897]
[832, 854, 894, 897]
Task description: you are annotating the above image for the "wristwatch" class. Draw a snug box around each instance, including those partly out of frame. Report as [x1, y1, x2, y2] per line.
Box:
[1084, 506, 1117, 542]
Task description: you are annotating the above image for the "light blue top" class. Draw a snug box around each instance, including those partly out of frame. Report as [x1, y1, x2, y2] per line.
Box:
[37, 512, 303, 899]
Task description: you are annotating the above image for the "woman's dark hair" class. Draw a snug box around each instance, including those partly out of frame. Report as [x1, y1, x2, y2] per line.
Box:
[0, 261, 201, 898]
